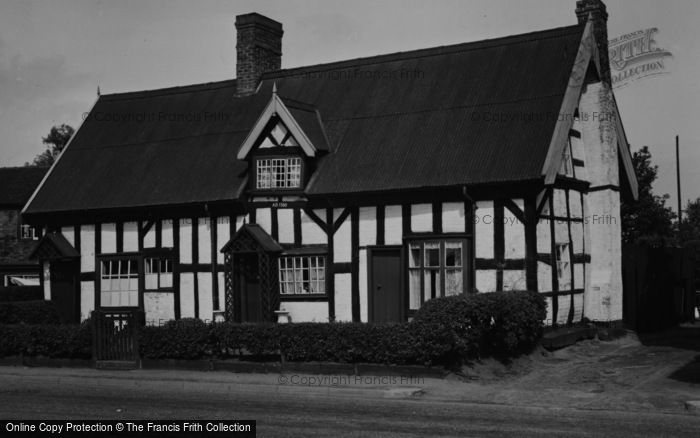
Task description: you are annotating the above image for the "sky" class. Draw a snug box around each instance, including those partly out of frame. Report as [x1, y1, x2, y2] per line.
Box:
[0, 0, 698, 212]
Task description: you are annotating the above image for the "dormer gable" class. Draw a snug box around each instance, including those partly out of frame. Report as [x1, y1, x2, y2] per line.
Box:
[237, 85, 328, 160]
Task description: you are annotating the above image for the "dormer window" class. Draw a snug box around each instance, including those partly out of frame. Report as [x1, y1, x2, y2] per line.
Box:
[238, 85, 329, 194]
[256, 157, 302, 189]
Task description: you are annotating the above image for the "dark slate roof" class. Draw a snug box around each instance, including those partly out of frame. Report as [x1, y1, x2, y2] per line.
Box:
[0, 167, 49, 207]
[281, 97, 329, 152]
[29, 232, 80, 260]
[25, 24, 584, 214]
[221, 223, 283, 253]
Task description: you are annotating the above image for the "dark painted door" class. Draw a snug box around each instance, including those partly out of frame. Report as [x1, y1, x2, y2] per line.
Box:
[369, 248, 402, 322]
[50, 260, 78, 324]
[237, 254, 262, 323]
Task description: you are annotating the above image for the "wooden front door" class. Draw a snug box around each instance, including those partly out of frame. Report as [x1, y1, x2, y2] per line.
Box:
[236, 253, 263, 322]
[50, 260, 79, 324]
[369, 247, 403, 322]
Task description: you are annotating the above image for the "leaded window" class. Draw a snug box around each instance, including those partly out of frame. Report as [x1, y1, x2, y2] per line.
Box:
[100, 259, 139, 307]
[278, 256, 325, 295]
[408, 239, 465, 310]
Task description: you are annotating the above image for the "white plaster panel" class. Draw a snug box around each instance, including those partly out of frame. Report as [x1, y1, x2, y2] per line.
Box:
[475, 201, 494, 259]
[143, 221, 156, 248]
[569, 191, 583, 218]
[279, 301, 328, 323]
[235, 215, 247, 231]
[217, 272, 225, 313]
[61, 226, 74, 247]
[572, 222, 585, 255]
[179, 219, 192, 264]
[574, 263, 585, 291]
[80, 281, 95, 322]
[333, 219, 352, 263]
[162, 220, 174, 248]
[198, 218, 212, 264]
[359, 207, 376, 247]
[257, 208, 272, 235]
[442, 202, 465, 233]
[197, 273, 213, 322]
[277, 209, 295, 244]
[411, 203, 432, 233]
[557, 297, 571, 325]
[179, 273, 195, 318]
[553, 189, 568, 218]
[79, 225, 95, 273]
[384, 205, 403, 245]
[334, 273, 353, 322]
[538, 261, 552, 292]
[502, 270, 527, 291]
[123, 222, 138, 252]
[359, 249, 368, 323]
[571, 134, 585, 161]
[301, 211, 327, 245]
[43, 262, 51, 300]
[544, 297, 554, 326]
[537, 219, 551, 254]
[554, 221, 569, 245]
[504, 200, 525, 259]
[573, 293, 584, 322]
[476, 269, 497, 293]
[216, 217, 230, 264]
[101, 223, 117, 254]
[144, 292, 175, 326]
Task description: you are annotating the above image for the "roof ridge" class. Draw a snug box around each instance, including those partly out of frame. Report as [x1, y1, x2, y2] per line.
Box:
[95, 24, 582, 102]
[99, 79, 237, 101]
[265, 23, 584, 79]
[0, 166, 50, 171]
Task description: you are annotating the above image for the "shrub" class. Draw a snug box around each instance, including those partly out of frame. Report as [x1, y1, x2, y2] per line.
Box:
[139, 318, 214, 359]
[0, 286, 43, 302]
[212, 322, 279, 358]
[0, 321, 91, 359]
[413, 290, 546, 358]
[0, 300, 61, 324]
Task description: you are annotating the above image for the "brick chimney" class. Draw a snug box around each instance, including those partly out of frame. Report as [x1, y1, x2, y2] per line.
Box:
[575, 0, 610, 85]
[235, 13, 283, 97]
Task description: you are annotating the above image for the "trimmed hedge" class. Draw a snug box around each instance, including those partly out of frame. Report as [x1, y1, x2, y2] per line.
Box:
[137, 291, 544, 366]
[0, 322, 92, 359]
[0, 291, 546, 366]
[413, 290, 547, 358]
[0, 300, 61, 325]
[0, 286, 43, 302]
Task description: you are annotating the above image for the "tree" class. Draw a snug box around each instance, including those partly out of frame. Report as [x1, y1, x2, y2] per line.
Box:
[26, 124, 75, 167]
[621, 146, 676, 247]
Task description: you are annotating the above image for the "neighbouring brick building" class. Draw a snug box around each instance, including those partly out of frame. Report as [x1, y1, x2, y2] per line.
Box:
[0, 166, 47, 286]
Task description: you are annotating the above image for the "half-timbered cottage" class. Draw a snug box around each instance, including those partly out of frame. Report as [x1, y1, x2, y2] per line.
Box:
[23, 0, 637, 326]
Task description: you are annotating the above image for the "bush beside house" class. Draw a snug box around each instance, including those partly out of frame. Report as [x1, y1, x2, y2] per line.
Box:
[0, 291, 546, 367]
[0, 300, 61, 325]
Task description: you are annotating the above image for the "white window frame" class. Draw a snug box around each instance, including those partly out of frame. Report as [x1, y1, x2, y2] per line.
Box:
[100, 258, 139, 307]
[408, 239, 466, 310]
[144, 257, 173, 291]
[256, 157, 302, 189]
[278, 255, 326, 295]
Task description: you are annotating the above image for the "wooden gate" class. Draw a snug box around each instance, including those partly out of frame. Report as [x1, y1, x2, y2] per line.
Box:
[622, 244, 696, 332]
[92, 309, 143, 369]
